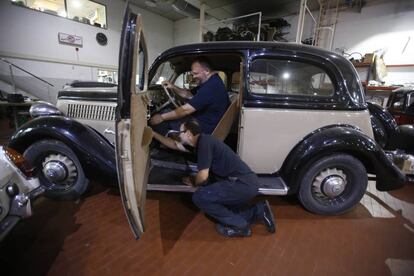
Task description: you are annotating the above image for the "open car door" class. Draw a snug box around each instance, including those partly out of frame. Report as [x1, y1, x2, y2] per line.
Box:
[116, 6, 151, 239]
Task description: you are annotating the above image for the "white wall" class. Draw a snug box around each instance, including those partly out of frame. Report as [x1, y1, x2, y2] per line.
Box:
[174, 1, 414, 86]
[0, 0, 174, 102]
[332, 0, 414, 86]
[174, 18, 200, 46]
[173, 17, 223, 46]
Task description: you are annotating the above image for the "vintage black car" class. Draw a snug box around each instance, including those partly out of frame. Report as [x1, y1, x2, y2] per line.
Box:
[386, 87, 414, 125]
[8, 8, 414, 238]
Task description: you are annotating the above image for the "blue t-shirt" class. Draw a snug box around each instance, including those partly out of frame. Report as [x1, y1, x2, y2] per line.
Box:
[188, 74, 229, 134]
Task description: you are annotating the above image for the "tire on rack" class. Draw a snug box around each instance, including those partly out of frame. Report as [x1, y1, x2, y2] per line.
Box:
[23, 139, 89, 200]
[297, 153, 367, 215]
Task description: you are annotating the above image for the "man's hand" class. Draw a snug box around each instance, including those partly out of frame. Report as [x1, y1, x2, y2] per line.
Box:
[162, 80, 174, 89]
[182, 176, 195, 186]
[150, 114, 164, 125]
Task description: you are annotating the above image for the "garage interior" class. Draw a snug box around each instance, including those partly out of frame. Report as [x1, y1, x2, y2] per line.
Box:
[1, 0, 414, 275]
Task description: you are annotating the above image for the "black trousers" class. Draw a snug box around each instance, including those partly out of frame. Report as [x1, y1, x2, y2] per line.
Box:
[192, 175, 261, 229]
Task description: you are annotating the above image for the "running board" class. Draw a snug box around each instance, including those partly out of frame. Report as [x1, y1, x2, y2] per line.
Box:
[150, 159, 197, 172]
[147, 176, 289, 195]
[257, 176, 289, 195]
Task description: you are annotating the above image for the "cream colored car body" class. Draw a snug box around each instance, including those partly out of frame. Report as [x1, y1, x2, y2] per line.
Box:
[56, 87, 117, 144]
[238, 108, 374, 173]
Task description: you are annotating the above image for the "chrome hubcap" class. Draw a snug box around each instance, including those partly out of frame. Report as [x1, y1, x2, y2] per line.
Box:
[42, 154, 77, 186]
[43, 161, 67, 182]
[312, 168, 347, 200]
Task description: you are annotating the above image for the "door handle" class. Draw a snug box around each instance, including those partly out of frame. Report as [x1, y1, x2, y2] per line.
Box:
[104, 128, 115, 135]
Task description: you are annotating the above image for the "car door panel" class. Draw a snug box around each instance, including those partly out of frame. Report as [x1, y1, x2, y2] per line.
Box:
[116, 7, 149, 239]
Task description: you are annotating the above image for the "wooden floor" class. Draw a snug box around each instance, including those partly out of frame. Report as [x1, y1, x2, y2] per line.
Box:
[1, 118, 414, 276]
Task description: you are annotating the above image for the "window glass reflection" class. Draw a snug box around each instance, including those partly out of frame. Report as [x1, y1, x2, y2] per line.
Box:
[249, 59, 334, 97]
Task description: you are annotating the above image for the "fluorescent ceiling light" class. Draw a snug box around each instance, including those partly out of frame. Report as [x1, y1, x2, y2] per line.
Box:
[283, 72, 290, 79]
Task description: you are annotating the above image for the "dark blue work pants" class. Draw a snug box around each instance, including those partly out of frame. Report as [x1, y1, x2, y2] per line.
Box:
[192, 175, 261, 229]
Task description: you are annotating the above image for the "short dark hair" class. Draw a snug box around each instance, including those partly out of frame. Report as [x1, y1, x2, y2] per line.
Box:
[182, 118, 202, 136]
[192, 56, 212, 71]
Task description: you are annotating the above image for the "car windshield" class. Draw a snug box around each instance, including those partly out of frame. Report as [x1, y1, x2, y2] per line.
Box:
[150, 61, 175, 87]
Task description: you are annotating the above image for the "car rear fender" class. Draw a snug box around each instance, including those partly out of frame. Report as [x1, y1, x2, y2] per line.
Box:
[280, 124, 405, 193]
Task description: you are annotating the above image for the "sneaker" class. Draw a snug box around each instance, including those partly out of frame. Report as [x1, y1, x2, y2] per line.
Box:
[215, 224, 252, 237]
[258, 200, 276, 233]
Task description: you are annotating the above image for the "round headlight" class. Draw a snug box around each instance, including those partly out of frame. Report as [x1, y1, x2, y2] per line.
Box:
[29, 102, 62, 118]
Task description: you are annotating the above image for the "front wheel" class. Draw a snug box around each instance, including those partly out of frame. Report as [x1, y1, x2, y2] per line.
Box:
[24, 139, 89, 200]
[298, 154, 367, 215]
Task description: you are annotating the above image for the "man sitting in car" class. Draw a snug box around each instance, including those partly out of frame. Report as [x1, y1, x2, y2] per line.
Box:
[149, 57, 230, 135]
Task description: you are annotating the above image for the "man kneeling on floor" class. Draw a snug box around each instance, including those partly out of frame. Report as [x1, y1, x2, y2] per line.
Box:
[152, 118, 276, 237]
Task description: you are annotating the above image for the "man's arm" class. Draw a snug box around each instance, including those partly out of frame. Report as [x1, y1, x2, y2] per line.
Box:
[163, 81, 193, 99]
[183, 168, 209, 186]
[162, 103, 196, 121]
[150, 103, 196, 125]
[194, 168, 209, 186]
[152, 131, 188, 152]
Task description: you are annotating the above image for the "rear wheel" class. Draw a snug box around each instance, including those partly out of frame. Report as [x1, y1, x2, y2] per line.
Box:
[298, 154, 367, 215]
[24, 139, 89, 200]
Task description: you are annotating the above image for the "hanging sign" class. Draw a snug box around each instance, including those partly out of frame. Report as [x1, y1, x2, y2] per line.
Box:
[58, 32, 83, 47]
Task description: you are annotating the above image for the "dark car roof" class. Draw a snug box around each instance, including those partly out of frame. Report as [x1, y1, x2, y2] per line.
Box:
[150, 41, 367, 110]
[158, 41, 342, 60]
[393, 87, 414, 94]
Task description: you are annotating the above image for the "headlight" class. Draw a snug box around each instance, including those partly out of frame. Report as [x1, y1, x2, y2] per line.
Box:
[29, 102, 62, 118]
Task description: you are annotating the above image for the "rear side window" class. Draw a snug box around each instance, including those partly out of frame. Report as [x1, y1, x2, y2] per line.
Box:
[249, 59, 334, 97]
[388, 94, 405, 110]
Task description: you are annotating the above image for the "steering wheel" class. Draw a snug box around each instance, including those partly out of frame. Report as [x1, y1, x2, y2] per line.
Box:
[162, 84, 180, 108]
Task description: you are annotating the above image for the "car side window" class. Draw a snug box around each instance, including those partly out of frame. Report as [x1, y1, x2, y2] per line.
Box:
[136, 43, 146, 91]
[249, 59, 334, 97]
[174, 71, 227, 90]
[390, 94, 405, 110]
[175, 72, 196, 89]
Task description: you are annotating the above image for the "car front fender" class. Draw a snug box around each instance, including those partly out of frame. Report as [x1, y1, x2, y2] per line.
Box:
[281, 125, 405, 193]
[8, 116, 116, 178]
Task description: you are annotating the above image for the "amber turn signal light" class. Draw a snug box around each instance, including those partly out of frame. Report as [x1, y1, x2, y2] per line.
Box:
[4, 147, 36, 178]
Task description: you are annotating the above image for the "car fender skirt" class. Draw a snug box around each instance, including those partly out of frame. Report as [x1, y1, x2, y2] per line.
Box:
[8, 116, 116, 177]
[281, 125, 405, 193]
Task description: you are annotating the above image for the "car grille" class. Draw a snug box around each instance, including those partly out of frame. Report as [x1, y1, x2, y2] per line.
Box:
[67, 104, 116, 121]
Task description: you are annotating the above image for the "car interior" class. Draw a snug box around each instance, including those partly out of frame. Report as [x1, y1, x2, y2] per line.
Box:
[146, 53, 244, 189]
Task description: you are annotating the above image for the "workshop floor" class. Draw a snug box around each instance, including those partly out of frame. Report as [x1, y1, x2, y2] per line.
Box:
[1, 119, 414, 276]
